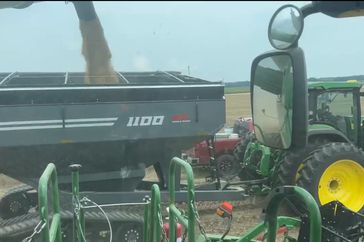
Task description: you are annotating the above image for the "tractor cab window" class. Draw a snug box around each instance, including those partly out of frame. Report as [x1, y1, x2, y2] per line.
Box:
[315, 91, 357, 142]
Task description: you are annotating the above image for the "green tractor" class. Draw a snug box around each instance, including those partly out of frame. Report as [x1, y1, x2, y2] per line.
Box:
[236, 2, 364, 214]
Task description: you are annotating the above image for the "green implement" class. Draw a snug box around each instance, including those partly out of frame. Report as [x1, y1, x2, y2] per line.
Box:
[38, 163, 62, 242]
[36, 159, 322, 242]
[144, 157, 322, 242]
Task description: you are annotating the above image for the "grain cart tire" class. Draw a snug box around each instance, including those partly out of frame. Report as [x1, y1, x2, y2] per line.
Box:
[297, 142, 364, 213]
[113, 222, 143, 242]
[0, 185, 32, 219]
[216, 154, 241, 180]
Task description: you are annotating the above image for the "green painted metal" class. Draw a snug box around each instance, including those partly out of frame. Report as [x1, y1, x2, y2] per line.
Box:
[143, 201, 150, 242]
[151, 184, 161, 242]
[70, 164, 85, 242]
[169, 157, 196, 242]
[243, 142, 271, 176]
[203, 216, 300, 242]
[264, 186, 321, 242]
[38, 163, 62, 242]
[36, 161, 322, 242]
[308, 81, 362, 90]
[234, 216, 300, 242]
[143, 184, 161, 242]
[308, 123, 337, 131]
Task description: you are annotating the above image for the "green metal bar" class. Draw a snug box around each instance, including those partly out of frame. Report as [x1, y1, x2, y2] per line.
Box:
[203, 234, 241, 241]
[151, 184, 161, 242]
[169, 157, 196, 242]
[265, 186, 321, 242]
[170, 205, 189, 228]
[258, 145, 271, 176]
[70, 164, 85, 242]
[235, 216, 300, 242]
[276, 216, 301, 228]
[143, 201, 151, 242]
[236, 221, 265, 242]
[49, 214, 61, 242]
[38, 163, 62, 242]
[143, 184, 162, 242]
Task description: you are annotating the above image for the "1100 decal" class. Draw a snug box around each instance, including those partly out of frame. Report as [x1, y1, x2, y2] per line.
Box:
[126, 116, 164, 127]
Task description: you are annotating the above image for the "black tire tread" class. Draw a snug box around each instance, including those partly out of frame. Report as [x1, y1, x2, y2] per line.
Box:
[0, 206, 144, 240]
[297, 142, 364, 211]
[216, 153, 241, 180]
[0, 184, 34, 219]
[276, 137, 329, 186]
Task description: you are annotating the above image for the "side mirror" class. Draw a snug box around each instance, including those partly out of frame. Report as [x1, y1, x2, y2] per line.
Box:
[268, 4, 304, 50]
[251, 48, 307, 149]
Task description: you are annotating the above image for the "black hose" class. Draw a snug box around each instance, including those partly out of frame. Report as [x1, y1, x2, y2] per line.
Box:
[220, 216, 232, 241]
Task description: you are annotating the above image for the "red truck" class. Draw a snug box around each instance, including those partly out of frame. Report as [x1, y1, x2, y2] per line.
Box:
[182, 117, 253, 179]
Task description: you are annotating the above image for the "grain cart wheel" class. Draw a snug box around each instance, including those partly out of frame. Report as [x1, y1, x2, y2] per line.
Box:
[298, 142, 364, 213]
[216, 153, 241, 180]
[0, 185, 32, 219]
[113, 222, 143, 242]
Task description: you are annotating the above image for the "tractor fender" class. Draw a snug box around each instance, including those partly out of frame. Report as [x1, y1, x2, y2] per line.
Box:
[308, 129, 350, 143]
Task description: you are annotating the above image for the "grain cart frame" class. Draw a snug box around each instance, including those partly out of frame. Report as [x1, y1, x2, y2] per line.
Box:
[247, 1, 364, 215]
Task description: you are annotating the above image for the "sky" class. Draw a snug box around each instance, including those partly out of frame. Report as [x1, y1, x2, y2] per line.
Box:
[0, 1, 364, 82]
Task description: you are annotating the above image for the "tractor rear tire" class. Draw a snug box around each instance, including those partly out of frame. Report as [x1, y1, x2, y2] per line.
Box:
[297, 142, 364, 213]
[113, 222, 143, 242]
[276, 137, 329, 186]
[276, 137, 329, 214]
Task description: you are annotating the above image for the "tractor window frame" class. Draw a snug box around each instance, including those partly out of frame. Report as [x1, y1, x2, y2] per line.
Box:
[310, 88, 360, 144]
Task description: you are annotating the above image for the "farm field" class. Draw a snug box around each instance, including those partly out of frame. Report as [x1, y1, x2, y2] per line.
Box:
[225, 92, 251, 127]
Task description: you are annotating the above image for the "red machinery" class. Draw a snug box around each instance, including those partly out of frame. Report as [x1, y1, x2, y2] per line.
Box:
[182, 117, 253, 179]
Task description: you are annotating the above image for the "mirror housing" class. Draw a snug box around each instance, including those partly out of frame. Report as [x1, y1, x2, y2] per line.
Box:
[268, 4, 304, 50]
[250, 47, 307, 150]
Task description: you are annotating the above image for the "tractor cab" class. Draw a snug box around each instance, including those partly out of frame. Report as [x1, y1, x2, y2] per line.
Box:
[307, 81, 362, 145]
[249, 1, 364, 214]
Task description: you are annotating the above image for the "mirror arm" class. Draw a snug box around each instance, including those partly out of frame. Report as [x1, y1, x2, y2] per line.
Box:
[301, 3, 320, 18]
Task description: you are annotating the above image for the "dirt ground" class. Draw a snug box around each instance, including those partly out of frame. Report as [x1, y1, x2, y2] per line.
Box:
[144, 167, 297, 239]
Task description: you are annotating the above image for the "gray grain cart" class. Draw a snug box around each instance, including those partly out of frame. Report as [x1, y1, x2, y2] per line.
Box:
[0, 71, 225, 217]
